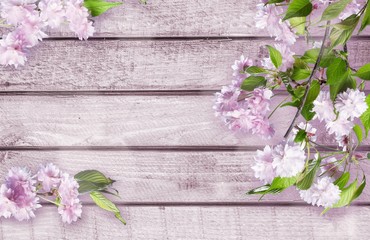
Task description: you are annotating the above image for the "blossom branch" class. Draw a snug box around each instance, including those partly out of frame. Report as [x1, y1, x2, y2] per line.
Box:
[283, 21, 331, 138]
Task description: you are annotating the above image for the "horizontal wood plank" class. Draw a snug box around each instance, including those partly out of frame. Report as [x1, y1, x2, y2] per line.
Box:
[4, 0, 364, 38]
[1, 205, 370, 239]
[32, 0, 259, 38]
[1, 150, 370, 203]
[1, 39, 369, 91]
[0, 95, 354, 147]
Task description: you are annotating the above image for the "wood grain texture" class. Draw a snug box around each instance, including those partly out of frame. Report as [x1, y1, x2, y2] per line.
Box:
[39, 0, 260, 38]
[0, 95, 354, 147]
[1, 150, 369, 203]
[1, 205, 370, 240]
[1, 39, 369, 91]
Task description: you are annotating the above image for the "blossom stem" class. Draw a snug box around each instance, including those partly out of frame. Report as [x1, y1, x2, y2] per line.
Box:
[283, 20, 331, 138]
[268, 96, 289, 118]
[38, 195, 61, 206]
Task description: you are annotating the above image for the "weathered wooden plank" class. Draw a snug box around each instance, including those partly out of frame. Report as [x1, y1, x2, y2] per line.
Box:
[1, 205, 370, 239]
[1, 150, 370, 203]
[40, 0, 260, 38]
[0, 95, 352, 147]
[0, 39, 369, 91]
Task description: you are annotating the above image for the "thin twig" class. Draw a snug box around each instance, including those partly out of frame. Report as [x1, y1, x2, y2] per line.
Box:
[283, 21, 331, 138]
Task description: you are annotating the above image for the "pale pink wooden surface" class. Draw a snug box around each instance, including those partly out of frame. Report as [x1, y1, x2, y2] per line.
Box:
[1, 1, 370, 239]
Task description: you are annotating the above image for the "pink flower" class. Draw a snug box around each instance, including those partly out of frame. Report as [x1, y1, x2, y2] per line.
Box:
[213, 85, 245, 117]
[17, 14, 47, 47]
[0, 0, 37, 25]
[37, 163, 61, 192]
[0, 32, 28, 67]
[231, 55, 253, 85]
[65, 2, 95, 40]
[252, 146, 275, 184]
[0, 167, 41, 221]
[38, 0, 66, 29]
[255, 3, 297, 46]
[57, 173, 82, 224]
[247, 88, 273, 115]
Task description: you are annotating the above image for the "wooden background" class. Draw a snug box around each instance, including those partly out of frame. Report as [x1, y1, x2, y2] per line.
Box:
[1, 0, 370, 239]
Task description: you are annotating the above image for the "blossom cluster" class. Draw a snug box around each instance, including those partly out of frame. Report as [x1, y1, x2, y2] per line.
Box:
[0, 0, 96, 67]
[213, 56, 275, 139]
[0, 164, 81, 223]
[215, 0, 370, 212]
[0, 0, 146, 67]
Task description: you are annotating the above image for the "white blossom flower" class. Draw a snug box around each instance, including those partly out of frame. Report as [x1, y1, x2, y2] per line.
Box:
[326, 116, 354, 138]
[335, 89, 368, 121]
[272, 142, 306, 177]
[292, 122, 317, 142]
[299, 177, 341, 208]
[313, 91, 336, 122]
[252, 146, 275, 184]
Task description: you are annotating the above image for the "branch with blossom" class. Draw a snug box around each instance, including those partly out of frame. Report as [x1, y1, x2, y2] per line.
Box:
[0, 164, 126, 224]
[214, 0, 370, 212]
[0, 0, 146, 67]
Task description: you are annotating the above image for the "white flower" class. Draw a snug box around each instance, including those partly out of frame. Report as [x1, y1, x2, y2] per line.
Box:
[326, 116, 354, 138]
[335, 89, 368, 121]
[252, 146, 275, 184]
[313, 91, 336, 122]
[272, 143, 306, 177]
[299, 177, 341, 208]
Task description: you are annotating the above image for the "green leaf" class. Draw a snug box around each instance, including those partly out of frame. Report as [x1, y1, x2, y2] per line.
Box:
[305, 80, 320, 104]
[354, 63, 370, 80]
[330, 179, 358, 208]
[75, 170, 114, 185]
[266, 45, 282, 69]
[326, 58, 348, 85]
[329, 15, 360, 49]
[77, 180, 104, 194]
[247, 176, 297, 195]
[334, 172, 350, 190]
[84, 0, 122, 17]
[301, 48, 335, 68]
[352, 176, 366, 201]
[283, 0, 313, 21]
[291, 68, 311, 80]
[360, 95, 370, 137]
[246, 66, 267, 74]
[367, 153, 370, 159]
[329, 72, 356, 100]
[320, 0, 352, 21]
[360, 3, 370, 32]
[294, 129, 307, 143]
[353, 124, 364, 143]
[301, 103, 316, 121]
[296, 157, 321, 190]
[90, 191, 126, 225]
[289, 17, 307, 35]
[241, 76, 267, 91]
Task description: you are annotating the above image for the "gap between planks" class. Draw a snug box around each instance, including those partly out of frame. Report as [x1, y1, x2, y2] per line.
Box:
[2, 146, 370, 152]
[38, 201, 370, 207]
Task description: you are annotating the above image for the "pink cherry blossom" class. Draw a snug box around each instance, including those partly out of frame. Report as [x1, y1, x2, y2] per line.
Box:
[0, 167, 41, 221]
[37, 163, 61, 192]
[231, 55, 254, 85]
[57, 173, 82, 224]
[252, 146, 275, 184]
[313, 91, 336, 122]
